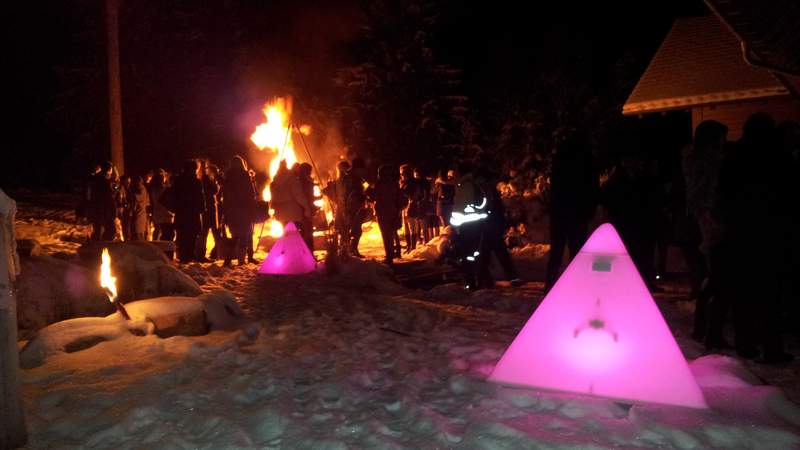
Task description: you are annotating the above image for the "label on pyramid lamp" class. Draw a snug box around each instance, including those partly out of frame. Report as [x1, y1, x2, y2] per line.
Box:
[489, 223, 707, 408]
[258, 222, 316, 275]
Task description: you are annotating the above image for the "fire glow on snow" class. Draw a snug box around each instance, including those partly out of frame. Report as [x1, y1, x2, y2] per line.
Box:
[258, 222, 316, 275]
[490, 223, 707, 409]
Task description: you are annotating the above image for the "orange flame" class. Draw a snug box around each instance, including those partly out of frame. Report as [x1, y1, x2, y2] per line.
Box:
[100, 248, 117, 302]
[270, 220, 284, 238]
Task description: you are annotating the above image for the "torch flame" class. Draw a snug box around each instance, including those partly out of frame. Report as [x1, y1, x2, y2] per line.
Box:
[100, 248, 117, 302]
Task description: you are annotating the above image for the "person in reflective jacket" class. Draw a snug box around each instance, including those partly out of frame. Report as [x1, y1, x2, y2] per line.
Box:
[451, 162, 490, 291]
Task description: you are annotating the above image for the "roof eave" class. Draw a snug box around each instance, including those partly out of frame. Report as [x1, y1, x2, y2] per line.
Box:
[622, 88, 789, 115]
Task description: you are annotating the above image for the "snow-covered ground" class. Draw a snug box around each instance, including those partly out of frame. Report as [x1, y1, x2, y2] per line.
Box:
[10, 193, 800, 449]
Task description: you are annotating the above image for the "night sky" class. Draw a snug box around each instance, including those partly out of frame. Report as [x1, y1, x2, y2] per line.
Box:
[4, 0, 707, 189]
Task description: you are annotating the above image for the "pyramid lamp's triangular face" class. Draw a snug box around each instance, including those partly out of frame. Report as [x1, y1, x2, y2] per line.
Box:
[489, 223, 707, 408]
[258, 222, 317, 275]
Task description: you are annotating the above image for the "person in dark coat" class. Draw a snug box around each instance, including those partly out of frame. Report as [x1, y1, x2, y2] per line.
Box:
[196, 159, 220, 262]
[434, 169, 455, 230]
[373, 164, 405, 264]
[715, 113, 793, 364]
[323, 160, 351, 254]
[451, 162, 491, 290]
[87, 161, 117, 241]
[344, 158, 367, 257]
[118, 175, 133, 241]
[221, 156, 257, 266]
[171, 159, 205, 263]
[602, 154, 659, 289]
[149, 169, 175, 245]
[478, 169, 521, 287]
[545, 132, 598, 291]
[296, 163, 316, 251]
[400, 165, 424, 252]
[682, 120, 728, 345]
[129, 176, 150, 241]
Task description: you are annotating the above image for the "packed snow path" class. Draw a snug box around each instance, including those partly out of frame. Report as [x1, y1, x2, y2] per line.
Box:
[20, 259, 800, 449]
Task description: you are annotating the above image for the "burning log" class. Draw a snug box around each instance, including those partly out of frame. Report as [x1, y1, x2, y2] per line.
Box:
[100, 248, 130, 320]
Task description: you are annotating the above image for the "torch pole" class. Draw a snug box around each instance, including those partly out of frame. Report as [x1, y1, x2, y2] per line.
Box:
[115, 300, 131, 320]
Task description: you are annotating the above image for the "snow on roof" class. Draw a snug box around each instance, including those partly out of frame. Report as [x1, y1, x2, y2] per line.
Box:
[623, 15, 789, 115]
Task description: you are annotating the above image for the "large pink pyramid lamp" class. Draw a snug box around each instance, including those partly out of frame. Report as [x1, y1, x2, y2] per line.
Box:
[258, 222, 317, 275]
[489, 223, 706, 408]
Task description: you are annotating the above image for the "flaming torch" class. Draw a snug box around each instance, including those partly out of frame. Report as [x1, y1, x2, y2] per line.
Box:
[100, 248, 130, 320]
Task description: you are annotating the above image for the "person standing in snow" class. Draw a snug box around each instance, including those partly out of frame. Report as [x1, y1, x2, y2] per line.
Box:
[87, 161, 117, 241]
[221, 156, 258, 266]
[373, 164, 405, 264]
[196, 159, 220, 262]
[129, 175, 150, 241]
[149, 169, 175, 249]
[271, 161, 312, 233]
[344, 157, 368, 257]
[323, 160, 351, 254]
[715, 113, 793, 364]
[434, 169, 456, 232]
[545, 131, 598, 292]
[451, 162, 491, 291]
[477, 168, 522, 287]
[295, 163, 316, 251]
[170, 159, 205, 263]
[682, 120, 728, 346]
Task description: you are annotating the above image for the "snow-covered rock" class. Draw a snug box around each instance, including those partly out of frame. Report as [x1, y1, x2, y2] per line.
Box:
[20, 290, 245, 368]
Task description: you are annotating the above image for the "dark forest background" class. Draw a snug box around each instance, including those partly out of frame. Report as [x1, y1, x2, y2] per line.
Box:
[3, 0, 706, 190]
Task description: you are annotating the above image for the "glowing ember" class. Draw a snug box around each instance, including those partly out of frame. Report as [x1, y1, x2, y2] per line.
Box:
[270, 220, 285, 238]
[100, 248, 117, 302]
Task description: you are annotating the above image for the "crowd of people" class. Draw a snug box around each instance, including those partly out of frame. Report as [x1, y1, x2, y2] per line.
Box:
[80, 156, 261, 267]
[78, 113, 799, 365]
[544, 114, 799, 365]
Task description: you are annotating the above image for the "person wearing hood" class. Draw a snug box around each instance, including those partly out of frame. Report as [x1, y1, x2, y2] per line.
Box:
[129, 175, 150, 241]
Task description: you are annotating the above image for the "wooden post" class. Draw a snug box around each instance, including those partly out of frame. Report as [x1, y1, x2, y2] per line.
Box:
[106, 0, 125, 174]
[0, 188, 27, 449]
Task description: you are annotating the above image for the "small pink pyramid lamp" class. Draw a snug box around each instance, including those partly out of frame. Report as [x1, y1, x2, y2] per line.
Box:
[258, 222, 316, 275]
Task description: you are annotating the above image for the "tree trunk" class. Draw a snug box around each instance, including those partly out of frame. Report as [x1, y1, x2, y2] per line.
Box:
[107, 0, 124, 174]
[0, 189, 26, 449]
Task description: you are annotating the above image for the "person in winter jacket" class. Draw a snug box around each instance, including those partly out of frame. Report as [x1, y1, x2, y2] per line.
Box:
[149, 169, 175, 245]
[221, 156, 257, 266]
[682, 120, 727, 345]
[87, 161, 117, 241]
[545, 132, 598, 291]
[478, 169, 521, 287]
[373, 164, 405, 264]
[271, 161, 312, 228]
[295, 163, 316, 250]
[434, 169, 455, 230]
[196, 159, 221, 261]
[170, 159, 205, 263]
[129, 176, 150, 241]
[344, 158, 368, 257]
[451, 162, 490, 290]
[714, 113, 794, 364]
[323, 160, 351, 254]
